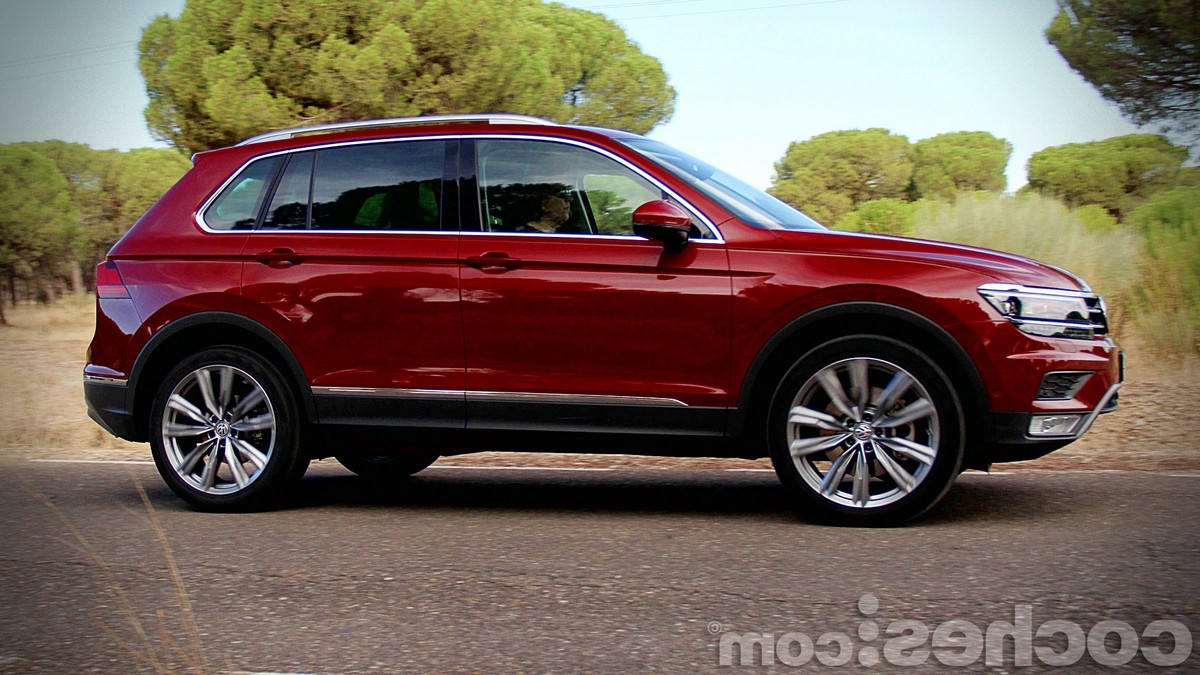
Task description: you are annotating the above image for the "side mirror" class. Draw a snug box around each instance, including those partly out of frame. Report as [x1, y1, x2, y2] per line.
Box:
[631, 200, 691, 254]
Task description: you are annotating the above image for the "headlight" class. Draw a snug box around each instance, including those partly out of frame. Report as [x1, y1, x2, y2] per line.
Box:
[978, 283, 1107, 340]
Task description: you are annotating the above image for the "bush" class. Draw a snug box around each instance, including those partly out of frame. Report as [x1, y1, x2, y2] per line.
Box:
[911, 192, 1141, 336]
[1127, 186, 1200, 356]
[1074, 204, 1119, 232]
[834, 198, 919, 235]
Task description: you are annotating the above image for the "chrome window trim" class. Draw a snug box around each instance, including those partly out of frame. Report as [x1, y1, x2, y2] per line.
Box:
[312, 386, 691, 408]
[458, 230, 724, 245]
[194, 133, 724, 242]
[194, 134, 462, 234]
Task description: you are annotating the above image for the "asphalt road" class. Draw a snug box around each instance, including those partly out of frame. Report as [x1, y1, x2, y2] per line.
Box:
[1, 458, 1197, 673]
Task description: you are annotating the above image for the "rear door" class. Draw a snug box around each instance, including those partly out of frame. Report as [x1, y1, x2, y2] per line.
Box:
[238, 138, 465, 428]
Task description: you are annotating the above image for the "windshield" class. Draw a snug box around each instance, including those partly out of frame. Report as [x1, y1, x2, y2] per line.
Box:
[618, 137, 825, 231]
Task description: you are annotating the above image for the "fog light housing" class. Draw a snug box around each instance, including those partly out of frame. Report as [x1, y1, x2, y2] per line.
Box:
[1029, 414, 1083, 437]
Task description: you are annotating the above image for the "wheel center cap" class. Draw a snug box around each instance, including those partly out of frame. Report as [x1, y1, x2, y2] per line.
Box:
[213, 421, 232, 438]
[852, 422, 874, 442]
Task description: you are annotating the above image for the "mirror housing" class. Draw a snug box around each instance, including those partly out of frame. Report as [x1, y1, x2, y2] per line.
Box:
[631, 200, 692, 254]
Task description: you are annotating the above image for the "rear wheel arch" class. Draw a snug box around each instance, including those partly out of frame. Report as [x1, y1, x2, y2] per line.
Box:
[733, 302, 991, 469]
[128, 312, 314, 442]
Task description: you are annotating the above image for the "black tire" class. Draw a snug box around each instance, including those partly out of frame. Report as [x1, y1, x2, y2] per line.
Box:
[767, 336, 965, 526]
[335, 450, 439, 480]
[149, 347, 308, 511]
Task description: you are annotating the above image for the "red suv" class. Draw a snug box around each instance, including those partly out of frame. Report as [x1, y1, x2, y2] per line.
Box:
[84, 114, 1121, 524]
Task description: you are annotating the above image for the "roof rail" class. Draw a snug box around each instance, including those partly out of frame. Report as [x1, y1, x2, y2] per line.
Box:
[236, 114, 559, 146]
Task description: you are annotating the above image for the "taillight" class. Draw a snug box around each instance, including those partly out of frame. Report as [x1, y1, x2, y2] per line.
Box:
[95, 261, 131, 299]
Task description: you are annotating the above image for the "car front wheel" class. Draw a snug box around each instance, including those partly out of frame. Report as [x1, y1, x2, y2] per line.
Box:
[768, 336, 965, 526]
[149, 347, 307, 511]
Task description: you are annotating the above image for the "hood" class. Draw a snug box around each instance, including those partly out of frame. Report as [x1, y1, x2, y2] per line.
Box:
[766, 229, 1089, 291]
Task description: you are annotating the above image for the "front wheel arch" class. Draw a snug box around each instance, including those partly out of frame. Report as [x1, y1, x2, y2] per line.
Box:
[734, 303, 989, 470]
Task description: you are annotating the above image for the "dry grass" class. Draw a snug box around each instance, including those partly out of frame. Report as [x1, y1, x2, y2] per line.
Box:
[1, 296, 1196, 470]
[913, 193, 1143, 336]
[0, 295, 143, 459]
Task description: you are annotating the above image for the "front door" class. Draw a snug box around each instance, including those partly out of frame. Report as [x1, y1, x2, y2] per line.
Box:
[459, 137, 732, 434]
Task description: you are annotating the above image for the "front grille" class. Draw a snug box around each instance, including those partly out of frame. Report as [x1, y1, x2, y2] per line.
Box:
[1037, 371, 1092, 400]
[1086, 296, 1108, 336]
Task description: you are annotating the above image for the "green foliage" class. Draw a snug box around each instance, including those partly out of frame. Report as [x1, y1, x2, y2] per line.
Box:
[1046, 0, 1200, 144]
[12, 141, 116, 263]
[109, 149, 192, 227]
[834, 198, 919, 235]
[1177, 166, 1200, 187]
[1073, 204, 1119, 231]
[587, 190, 633, 235]
[769, 129, 913, 224]
[1026, 134, 1187, 218]
[0, 146, 81, 297]
[769, 129, 1011, 224]
[912, 192, 1141, 333]
[16, 142, 190, 270]
[1127, 186, 1200, 355]
[910, 132, 1011, 200]
[139, 0, 676, 152]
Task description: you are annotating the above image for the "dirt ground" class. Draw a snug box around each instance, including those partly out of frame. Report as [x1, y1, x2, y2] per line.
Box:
[1, 296, 1196, 472]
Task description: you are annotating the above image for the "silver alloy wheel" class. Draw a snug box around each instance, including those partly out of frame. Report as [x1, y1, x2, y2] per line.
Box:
[786, 357, 940, 509]
[161, 364, 276, 496]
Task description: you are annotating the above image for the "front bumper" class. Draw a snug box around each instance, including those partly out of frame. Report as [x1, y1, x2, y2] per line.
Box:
[951, 317, 1124, 466]
[984, 381, 1121, 463]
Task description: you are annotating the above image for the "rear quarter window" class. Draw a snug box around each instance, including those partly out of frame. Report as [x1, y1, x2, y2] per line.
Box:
[203, 156, 282, 230]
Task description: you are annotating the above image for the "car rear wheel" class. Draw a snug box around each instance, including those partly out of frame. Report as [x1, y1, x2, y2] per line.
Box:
[335, 451, 439, 480]
[149, 347, 307, 511]
[768, 336, 965, 526]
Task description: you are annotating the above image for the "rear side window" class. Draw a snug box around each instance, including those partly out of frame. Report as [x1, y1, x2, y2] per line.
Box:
[261, 152, 314, 230]
[310, 141, 445, 231]
[204, 156, 281, 230]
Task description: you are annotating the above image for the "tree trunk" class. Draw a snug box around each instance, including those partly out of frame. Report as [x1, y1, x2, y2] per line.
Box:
[70, 261, 84, 296]
[40, 279, 56, 305]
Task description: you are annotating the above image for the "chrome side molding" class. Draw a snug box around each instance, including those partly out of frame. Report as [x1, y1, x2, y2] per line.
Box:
[312, 386, 689, 408]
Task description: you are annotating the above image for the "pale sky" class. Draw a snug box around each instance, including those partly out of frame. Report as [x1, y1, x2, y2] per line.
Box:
[0, 0, 1140, 189]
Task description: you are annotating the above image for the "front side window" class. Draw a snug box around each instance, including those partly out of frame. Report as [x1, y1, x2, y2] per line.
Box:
[476, 139, 676, 237]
